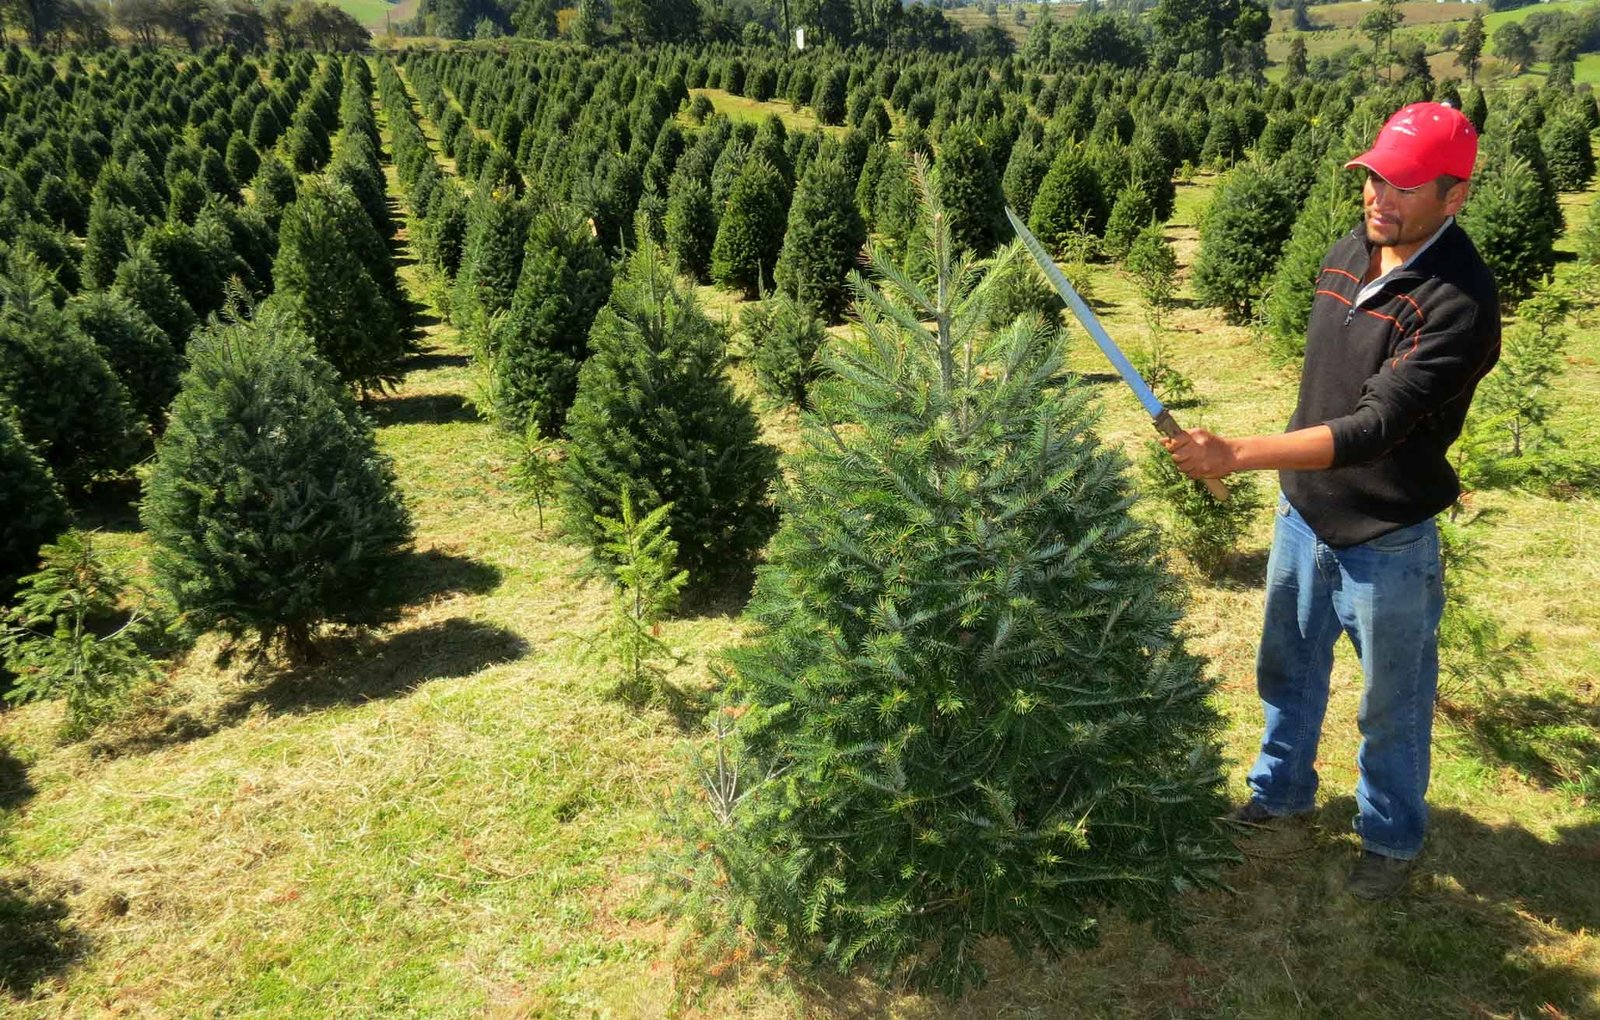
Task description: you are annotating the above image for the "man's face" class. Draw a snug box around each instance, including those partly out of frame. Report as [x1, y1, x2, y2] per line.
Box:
[1361, 170, 1469, 248]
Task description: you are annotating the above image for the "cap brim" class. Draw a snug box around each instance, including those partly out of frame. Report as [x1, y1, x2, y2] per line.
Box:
[1344, 147, 1435, 190]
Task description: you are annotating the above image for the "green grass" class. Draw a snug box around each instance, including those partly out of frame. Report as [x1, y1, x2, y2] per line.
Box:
[684, 88, 841, 137]
[333, 0, 402, 31]
[0, 83, 1597, 1019]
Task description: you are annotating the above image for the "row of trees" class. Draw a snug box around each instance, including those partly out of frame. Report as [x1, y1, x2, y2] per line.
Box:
[411, 0, 982, 52]
[4, 48, 418, 684]
[1, 0, 367, 51]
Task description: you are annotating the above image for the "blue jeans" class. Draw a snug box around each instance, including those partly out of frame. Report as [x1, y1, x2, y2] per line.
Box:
[1246, 494, 1445, 860]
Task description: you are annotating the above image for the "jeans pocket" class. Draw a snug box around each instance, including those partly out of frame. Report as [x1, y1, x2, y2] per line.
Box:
[1365, 519, 1436, 554]
[1277, 492, 1291, 517]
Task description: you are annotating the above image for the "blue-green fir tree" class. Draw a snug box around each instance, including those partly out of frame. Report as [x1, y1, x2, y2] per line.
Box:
[679, 161, 1234, 996]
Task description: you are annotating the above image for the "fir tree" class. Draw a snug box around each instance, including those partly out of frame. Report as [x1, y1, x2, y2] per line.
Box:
[1102, 182, 1155, 261]
[268, 176, 404, 394]
[1459, 154, 1557, 305]
[144, 222, 228, 322]
[68, 290, 182, 430]
[564, 238, 778, 583]
[680, 161, 1234, 996]
[420, 178, 469, 280]
[587, 486, 689, 706]
[113, 243, 198, 350]
[454, 187, 530, 337]
[774, 156, 867, 324]
[1540, 112, 1594, 193]
[872, 152, 925, 270]
[711, 157, 788, 300]
[1, 531, 161, 739]
[855, 143, 893, 227]
[1192, 163, 1295, 324]
[488, 204, 614, 438]
[250, 154, 297, 228]
[665, 175, 718, 283]
[932, 122, 1004, 258]
[1001, 138, 1051, 223]
[1475, 291, 1569, 460]
[0, 254, 143, 492]
[81, 194, 143, 291]
[1463, 85, 1488, 134]
[1263, 161, 1363, 362]
[1140, 444, 1265, 576]
[225, 134, 260, 192]
[0, 408, 68, 601]
[285, 113, 331, 174]
[141, 307, 413, 663]
[1027, 144, 1108, 254]
[738, 292, 829, 409]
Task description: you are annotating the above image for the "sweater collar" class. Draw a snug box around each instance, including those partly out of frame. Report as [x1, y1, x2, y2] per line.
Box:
[1347, 217, 1458, 282]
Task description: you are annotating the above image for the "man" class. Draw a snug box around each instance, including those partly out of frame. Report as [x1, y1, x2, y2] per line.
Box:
[1161, 102, 1501, 900]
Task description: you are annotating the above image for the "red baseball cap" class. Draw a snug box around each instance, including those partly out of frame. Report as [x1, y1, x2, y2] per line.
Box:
[1345, 102, 1478, 189]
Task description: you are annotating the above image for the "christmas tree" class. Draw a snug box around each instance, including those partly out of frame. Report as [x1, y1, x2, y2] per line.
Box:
[564, 237, 777, 583]
[774, 154, 867, 324]
[738, 292, 829, 409]
[711, 156, 788, 300]
[488, 204, 614, 438]
[1459, 153, 1557, 305]
[141, 306, 413, 663]
[664, 175, 718, 283]
[932, 121, 1005, 258]
[453, 187, 530, 338]
[0, 253, 143, 492]
[1027, 143, 1108, 254]
[683, 160, 1234, 995]
[267, 176, 405, 394]
[1263, 159, 1362, 362]
[113, 242, 198, 351]
[0, 407, 68, 601]
[1192, 163, 1295, 324]
[68, 290, 182, 430]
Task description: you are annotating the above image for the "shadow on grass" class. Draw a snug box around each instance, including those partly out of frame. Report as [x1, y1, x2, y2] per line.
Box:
[69, 477, 144, 534]
[0, 743, 34, 811]
[390, 547, 505, 607]
[100, 618, 528, 757]
[674, 565, 757, 621]
[1200, 798, 1600, 1016]
[404, 346, 466, 371]
[754, 800, 1600, 1017]
[367, 391, 481, 427]
[0, 875, 82, 1001]
[239, 616, 529, 715]
[1442, 688, 1600, 795]
[1204, 547, 1270, 590]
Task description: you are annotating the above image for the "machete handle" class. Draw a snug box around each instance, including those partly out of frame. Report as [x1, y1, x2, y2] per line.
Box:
[1152, 409, 1231, 503]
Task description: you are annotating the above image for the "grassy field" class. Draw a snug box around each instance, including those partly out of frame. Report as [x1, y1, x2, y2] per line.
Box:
[1, 71, 1598, 1020]
[1265, 0, 1600, 85]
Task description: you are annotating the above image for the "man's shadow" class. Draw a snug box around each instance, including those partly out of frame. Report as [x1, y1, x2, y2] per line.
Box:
[1227, 796, 1599, 1014]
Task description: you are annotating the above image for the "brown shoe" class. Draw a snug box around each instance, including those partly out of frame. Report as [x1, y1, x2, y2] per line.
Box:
[1229, 799, 1308, 826]
[1346, 851, 1414, 900]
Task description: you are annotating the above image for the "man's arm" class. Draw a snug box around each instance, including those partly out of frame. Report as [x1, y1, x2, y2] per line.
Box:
[1160, 425, 1335, 480]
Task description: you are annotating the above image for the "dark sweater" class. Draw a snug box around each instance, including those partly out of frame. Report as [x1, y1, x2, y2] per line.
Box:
[1280, 221, 1501, 548]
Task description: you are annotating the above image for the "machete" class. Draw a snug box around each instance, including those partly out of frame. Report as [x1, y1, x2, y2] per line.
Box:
[1005, 207, 1230, 503]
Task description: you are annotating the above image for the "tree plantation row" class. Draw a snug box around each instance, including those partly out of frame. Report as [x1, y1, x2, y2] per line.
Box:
[1, 37, 1598, 1000]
